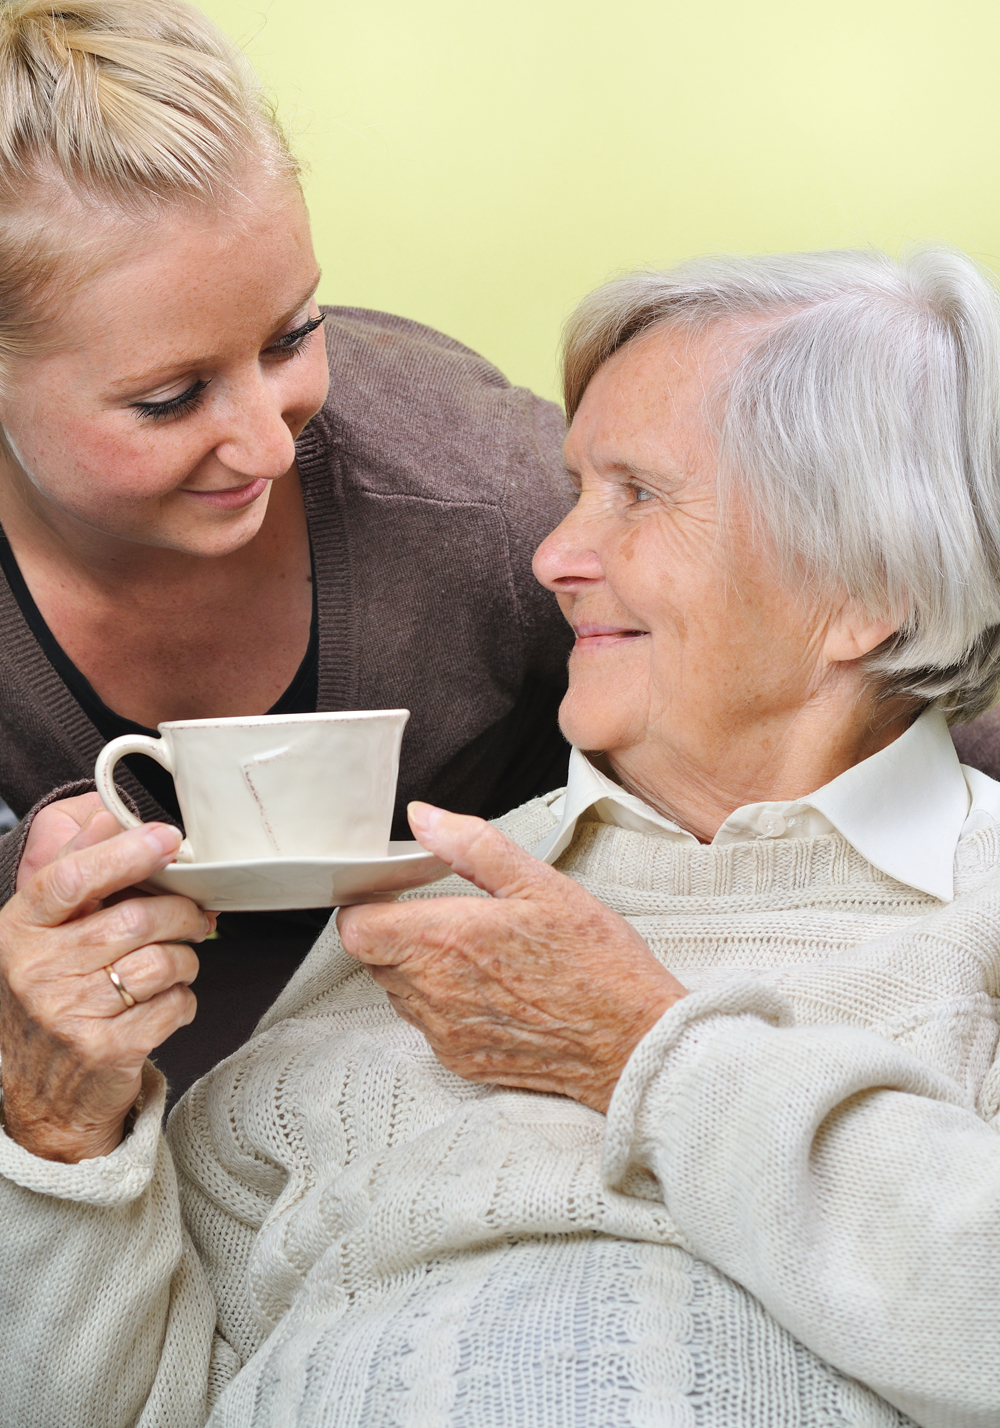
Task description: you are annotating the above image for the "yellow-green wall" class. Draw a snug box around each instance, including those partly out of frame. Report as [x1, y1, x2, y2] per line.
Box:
[199, 0, 1000, 402]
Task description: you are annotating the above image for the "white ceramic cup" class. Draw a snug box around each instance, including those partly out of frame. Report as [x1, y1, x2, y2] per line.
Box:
[94, 709, 409, 865]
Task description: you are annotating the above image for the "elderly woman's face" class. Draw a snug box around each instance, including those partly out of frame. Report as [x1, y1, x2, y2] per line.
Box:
[534, 325, 851, 774]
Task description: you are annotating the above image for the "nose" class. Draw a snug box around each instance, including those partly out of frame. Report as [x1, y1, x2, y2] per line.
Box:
[212, 373, 297, 481]
[532, 501, 605, 593]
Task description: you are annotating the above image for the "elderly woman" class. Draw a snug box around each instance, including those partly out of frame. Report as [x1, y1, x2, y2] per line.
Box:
[4, 246, 1000, 1428]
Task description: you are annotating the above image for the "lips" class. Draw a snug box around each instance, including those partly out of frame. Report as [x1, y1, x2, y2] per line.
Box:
[181, 477, 269, 511]
[571, 623, 649, 649]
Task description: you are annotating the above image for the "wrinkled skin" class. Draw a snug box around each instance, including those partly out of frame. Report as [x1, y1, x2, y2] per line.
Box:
[0, 818, 212, 1162]
[336, 324, 904, 1114]
[338, 803, 684, 1114]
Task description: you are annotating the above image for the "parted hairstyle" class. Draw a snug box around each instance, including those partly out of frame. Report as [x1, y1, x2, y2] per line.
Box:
[563, 248, 1000, 721]
[0, 0, 298, 368]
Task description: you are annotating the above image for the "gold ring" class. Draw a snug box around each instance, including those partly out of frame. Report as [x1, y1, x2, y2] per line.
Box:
[104, 964, 136, 1009]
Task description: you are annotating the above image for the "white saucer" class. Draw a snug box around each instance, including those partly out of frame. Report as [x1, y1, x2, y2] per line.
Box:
[143, 841, 450, 912]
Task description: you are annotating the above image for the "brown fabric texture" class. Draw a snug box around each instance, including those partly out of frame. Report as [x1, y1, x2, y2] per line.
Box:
[951, 706, 1000, 781]
[0, 309, 575, 897]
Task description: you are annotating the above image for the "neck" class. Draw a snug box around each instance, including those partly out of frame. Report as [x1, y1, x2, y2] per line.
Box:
[607, 681, 918, 843]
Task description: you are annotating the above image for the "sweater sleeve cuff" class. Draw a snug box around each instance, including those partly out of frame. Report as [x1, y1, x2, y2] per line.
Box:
[603, 979, 794, 1191]
[0, 1060, 166, 1206]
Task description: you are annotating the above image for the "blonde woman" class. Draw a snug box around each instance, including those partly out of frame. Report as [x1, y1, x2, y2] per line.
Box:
[0, 0, 573, 1075]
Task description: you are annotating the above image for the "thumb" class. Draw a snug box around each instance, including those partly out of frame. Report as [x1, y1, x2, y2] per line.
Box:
[408, 801, 560, 900]
[56, 807, 125, 860]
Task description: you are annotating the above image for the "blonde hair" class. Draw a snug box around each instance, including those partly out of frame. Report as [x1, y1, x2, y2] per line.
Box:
[0, 0, 299, 365]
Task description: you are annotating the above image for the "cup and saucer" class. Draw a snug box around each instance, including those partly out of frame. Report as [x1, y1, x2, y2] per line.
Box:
[95, 710, 449, 912]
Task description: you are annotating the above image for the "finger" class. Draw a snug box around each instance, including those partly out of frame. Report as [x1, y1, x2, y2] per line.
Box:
[56, 893, 213, 976]
[55, 807, 126, 860]
[96, 941, 200, 1013]
[407, 802, 565, 900]
[49, 791, 108, 826]
[337, 894, 486, 963]
[16, 794, 115, 891]
[84, 981, 198, 1056]
[20, 824, 183, 929]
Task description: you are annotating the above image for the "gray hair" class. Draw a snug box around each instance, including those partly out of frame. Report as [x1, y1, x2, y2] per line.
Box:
[562, 247, 1000, 722]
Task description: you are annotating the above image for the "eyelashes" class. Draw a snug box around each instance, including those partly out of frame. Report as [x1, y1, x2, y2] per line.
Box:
[130, 312, 326, 422]
[268, 312, 325, 354]
[132, 379, 210, 422]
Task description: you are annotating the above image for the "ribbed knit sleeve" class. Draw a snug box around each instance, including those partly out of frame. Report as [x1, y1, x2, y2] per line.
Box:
[0, 1063, 234, 1428]
[606, 978, 1000, 1428]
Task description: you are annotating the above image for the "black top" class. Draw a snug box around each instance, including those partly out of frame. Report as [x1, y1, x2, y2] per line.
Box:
[0, 531, 320, 829]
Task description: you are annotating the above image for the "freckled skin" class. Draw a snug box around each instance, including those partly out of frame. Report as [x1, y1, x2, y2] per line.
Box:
[0, 169, 330, 726]
[333, 324, 914, 1115]
[338, 805, 685, 1114]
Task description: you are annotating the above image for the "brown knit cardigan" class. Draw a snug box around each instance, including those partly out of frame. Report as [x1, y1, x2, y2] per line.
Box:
[0, 308, 576, 899]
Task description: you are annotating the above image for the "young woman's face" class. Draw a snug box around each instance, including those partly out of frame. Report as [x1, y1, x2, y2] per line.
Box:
[0, 175, 330, 557]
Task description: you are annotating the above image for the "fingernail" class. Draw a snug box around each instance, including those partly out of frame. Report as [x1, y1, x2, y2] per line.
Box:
[408, 801, 441, 837]
[143, 823, 183, 856]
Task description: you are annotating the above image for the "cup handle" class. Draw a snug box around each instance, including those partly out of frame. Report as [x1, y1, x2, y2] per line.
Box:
[94, 734, 194, 863]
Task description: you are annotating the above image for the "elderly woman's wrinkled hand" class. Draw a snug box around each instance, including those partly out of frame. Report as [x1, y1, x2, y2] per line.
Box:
[336, 802, 686, 1113]
[15, 792, 124, 891]
[0, 823, 213, 1163]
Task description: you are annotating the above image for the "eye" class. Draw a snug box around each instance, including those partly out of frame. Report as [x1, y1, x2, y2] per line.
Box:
[131, 379, 210, 422]
[631, 484, 654, 503]
[265, 312, 326, 359]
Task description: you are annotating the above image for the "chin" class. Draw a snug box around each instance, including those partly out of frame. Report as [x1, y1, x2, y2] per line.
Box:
[557, 688, 630, 755]
[163, 496, 270, 556]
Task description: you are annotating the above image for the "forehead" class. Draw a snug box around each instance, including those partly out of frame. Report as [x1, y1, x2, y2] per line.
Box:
[32, 176, 314, 365]
[563, 323, 734, 472]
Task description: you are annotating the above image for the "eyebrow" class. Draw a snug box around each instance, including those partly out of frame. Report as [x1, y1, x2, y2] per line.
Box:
[107, 272, 323, 394]
[608, 460, 683, 487]
[562, 455, 683, 492]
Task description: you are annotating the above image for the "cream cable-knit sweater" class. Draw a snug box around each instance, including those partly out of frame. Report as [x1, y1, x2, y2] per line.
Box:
[3, 792, 1000, 1428]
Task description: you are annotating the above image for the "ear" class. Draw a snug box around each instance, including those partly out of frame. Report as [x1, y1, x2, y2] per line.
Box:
[823, 597, 897, 664]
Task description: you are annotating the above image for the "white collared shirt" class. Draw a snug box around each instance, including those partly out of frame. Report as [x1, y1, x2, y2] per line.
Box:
[533, 705, 1000, 901]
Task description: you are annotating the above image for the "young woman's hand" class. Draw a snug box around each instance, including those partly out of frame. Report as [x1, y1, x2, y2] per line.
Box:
[0, 824, 213, 1162]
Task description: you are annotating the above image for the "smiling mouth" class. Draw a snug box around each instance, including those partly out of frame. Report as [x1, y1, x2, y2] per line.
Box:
[572, 625, 649, 649]
[181, 478, 270, 510]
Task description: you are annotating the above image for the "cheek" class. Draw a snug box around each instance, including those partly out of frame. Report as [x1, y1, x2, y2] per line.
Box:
[12, 408, 202, 508]
[282, 343, 330, 431]
[603, 524, 690, 640]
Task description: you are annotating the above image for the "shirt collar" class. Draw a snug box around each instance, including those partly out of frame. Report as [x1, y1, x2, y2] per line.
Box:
[533, 706, 977, 901]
